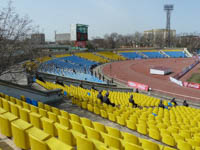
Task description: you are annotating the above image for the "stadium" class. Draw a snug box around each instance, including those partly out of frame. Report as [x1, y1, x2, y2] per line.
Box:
[1, 48, 200, 150]
[2, 1, 200, 150]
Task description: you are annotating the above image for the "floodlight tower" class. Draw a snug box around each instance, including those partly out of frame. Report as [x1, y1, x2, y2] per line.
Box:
[164, 4, 174, 47]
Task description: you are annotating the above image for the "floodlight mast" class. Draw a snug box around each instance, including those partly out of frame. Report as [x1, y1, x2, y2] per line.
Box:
[164, 4, 174, 48]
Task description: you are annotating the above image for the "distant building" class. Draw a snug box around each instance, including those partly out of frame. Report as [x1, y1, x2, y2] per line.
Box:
[55, 33, 70, 44]
[144, 29, 176, 40]
[31, 33, 45, 44]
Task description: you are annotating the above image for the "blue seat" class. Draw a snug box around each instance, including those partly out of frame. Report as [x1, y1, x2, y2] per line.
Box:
[31, 99, 38, 107]
[26, 98, 32, 104]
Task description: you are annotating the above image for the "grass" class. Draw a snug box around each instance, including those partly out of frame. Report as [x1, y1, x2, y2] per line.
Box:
[187, 73, 200, 83]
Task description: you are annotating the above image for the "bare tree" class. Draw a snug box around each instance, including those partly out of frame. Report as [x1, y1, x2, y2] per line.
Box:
[0, 1, 37, 82]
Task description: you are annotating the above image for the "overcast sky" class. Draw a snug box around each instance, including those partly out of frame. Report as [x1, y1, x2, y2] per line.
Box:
[2, 0, 200, 41]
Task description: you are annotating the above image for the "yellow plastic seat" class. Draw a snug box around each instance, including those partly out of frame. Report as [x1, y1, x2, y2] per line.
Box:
[30, 112, 42, 129]
[48, 111, 58, 122]
[116, 116, 126, 126]
[106, 126, 122, 139]
[187, 139, 200, 147]
[102, 133, 122, 149]
[44, 104, 51, 112]
[124, 142, 143, 150]
[29, 134, 49, 150]
[177, 140, 192, 150]
[2, 99, 10, 112]
[0, 107, 7, 114]
[126, 120, 137, 130]
[122, 132, 140, 145]
[16, 99, 23, 107]
[0, 112, 18, 137]
[19, 108, 31, 122]
[30, 105, 38, 113]
[70, 120, 85, 134]
[45, 137, 74, 150]
[81, 101, 88, 109]
[85, 126, 102, 142]
[81, 117, 93, 128]
[100, 110, 108, 119]
[11, 119, 33, 149]
[22, 101, 30, 110]
[38, 102, 44, 109]
[10, 103, 19, 117]
[52, 107, 61, 115]
[41, 117, 57, 136]
[141, 139, 160, 150]
[60, 110, 70, 119]
[39, 108, 48, 117]
[162, 134, 175, 147]
[76, 136, 95, 150]
[55, 123, 74, 146]
[93, 122, 107, 133]
[87, 103, 94, 112]
[70, 113, 81, 123]
[108, 113, 116, 122]
[58, 116, 71, 128]
[149, 128, 160, 141]
[137, 124, 147, 135]
[94, 106, 100, 115]
[27, 126, 51, 150]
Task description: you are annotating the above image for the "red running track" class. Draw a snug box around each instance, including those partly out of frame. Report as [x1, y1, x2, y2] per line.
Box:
[103, 58, 200, 103]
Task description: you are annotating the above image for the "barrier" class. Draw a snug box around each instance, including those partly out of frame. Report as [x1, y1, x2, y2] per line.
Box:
[183, 81, 200, 89]
[128, 81, 149, 91]
[169, 77, 183, 87]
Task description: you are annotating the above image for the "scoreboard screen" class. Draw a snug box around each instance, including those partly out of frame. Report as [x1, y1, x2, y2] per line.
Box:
[76, 24, 88, 41]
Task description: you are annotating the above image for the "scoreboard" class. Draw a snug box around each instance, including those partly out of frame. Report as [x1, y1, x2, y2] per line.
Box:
[71, 24, 88, 41]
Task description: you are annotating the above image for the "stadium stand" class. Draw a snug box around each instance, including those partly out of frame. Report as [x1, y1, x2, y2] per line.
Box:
[163, 50, 187, 58]
[120, 52, 143, 59]
[141, 51, 165, 58]
[38, 55, 105, 84]
[0, 89, 177, 150]
[96, 52, 126, 61]
[35, 79, 200, 149]
[75, 52, 109, 63]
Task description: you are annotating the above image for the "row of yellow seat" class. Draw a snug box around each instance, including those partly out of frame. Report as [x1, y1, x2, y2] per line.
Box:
[36, 79, 200, 150]
[96, 52, 126, 61]
[75, 52, 109, 63]
[55, 54, 71, 58]
[0, 92, 177, 150]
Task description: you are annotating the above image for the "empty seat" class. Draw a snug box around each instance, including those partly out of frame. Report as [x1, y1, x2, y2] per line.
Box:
[30, 112, 42, 129]
[27, 126, 51, 150]
[85, 126, 102, 142]
[162, 134, 175, 147]
[2, 99, 10, 112]
[76, 136, 95, 150]
[39, 108, 48, 117]
[177, 140, 192, 150]
[122, 132, 140, 145]
[141, 139, 160, 150]
[58, 116, 71, 128]
[81, 117, 93, 128]
[100, 110, 108, 119]
[55, 123, 74, 146]
[48, 111, 58, 122]
[52, 107, 61, 115]
[45, 137, 74, 150]
[41, 117, 57, 136]
[11, 119, 33, 149]
[124, 142, 143, 150]
[30, 105, 38, 113]
[0, 112, 18, 137]
[102, 133, 122, 149]
[70, 113, 81, 123]
[149, 128, 160, 141]
[70, 120, 85, 134]
[60, 110, 70, 119]
[126, 120, 137, 130]
[10, 103, 19, 117]
[93, 122, 107, 133]
[106, 126, 122, 139]
[19, 108, 30, 122]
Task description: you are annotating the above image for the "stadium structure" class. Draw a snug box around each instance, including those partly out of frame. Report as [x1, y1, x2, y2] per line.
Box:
[1, 48, 200, 150]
